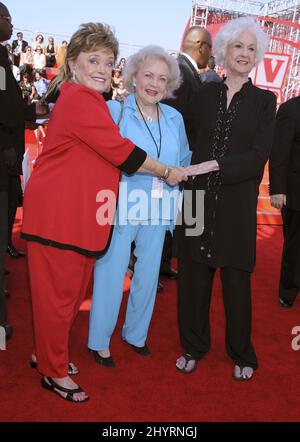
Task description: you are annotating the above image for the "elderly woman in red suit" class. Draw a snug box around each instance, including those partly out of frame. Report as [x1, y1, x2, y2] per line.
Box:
[21, 22, 186, 403]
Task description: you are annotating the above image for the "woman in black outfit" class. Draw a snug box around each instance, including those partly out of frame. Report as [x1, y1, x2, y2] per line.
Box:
[45, 36, 57, 67]
[176, 16, 277, 380]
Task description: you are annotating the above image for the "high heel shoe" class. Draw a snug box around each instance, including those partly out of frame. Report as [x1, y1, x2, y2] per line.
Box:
[123, 340, 151, 356]
[89, 350, 115, 368]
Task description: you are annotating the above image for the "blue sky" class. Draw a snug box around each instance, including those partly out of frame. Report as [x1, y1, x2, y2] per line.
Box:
[5, 0, 193, 52]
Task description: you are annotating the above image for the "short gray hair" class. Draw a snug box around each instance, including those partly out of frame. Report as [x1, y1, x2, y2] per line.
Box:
[214, 16, 269, 68]
[123, 45, 181, 98]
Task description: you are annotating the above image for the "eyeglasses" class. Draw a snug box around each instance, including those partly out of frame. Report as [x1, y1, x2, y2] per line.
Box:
[0, 14, 12, 23]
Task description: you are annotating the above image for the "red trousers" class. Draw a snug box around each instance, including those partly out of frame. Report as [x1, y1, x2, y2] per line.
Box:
[27, 242, 95, 377]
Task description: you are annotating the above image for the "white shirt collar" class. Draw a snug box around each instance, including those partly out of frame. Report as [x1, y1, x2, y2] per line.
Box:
[181, 53, 199, 72]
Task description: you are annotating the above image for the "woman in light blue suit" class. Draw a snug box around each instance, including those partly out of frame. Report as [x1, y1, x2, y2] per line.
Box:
[88, 46, 191, 367]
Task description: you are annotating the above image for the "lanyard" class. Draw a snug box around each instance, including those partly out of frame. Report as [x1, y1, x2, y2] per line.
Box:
[135, 96, 162, 159]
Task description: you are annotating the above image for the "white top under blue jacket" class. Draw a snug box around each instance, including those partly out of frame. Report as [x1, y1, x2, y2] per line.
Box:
[108, 94, 191, 228]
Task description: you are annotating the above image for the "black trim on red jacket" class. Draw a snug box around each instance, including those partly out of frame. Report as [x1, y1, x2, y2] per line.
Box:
[118, 145, 146, 174]
[20, 231, 115, 259]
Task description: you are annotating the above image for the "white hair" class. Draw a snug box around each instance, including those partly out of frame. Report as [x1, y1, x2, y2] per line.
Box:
[213, 16, 269, 68]
[123, 45, 181, 98]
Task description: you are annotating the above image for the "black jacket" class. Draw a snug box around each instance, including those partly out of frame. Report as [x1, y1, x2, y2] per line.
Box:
[177, 81, 276, 272]
[269, 96, 300, 210]
[0, 45, 36, 190]
[11, 39, 28, 53]
[163, 54, 202, 146]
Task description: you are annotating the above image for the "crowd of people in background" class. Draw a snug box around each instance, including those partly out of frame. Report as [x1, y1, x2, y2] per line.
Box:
[6, 31, 225, 106]
[4, 32, 67, 104]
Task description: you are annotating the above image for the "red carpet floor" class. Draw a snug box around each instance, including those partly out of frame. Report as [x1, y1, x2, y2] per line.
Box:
[1, 219, 300, 422]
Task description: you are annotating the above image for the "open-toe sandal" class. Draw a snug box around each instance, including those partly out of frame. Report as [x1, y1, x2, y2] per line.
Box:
[41, 377, 89, 403]
[232, 365, 254, 381]
[176, 353, 198, 374]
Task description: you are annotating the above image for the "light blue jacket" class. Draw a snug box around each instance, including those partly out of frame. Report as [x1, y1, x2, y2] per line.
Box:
[108, 94, 191, 226]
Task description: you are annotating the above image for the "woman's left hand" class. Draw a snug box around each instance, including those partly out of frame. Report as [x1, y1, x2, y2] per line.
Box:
[185, 160, 220, 176]
[166, 166, 188, 186]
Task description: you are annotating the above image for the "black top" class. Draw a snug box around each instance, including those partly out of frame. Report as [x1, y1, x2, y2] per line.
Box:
[12, 39, 28, 54]
[177, 80, 276, 272]
[269, 96, 300, 210]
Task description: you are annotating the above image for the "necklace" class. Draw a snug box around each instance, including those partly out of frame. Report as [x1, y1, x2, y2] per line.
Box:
[136, 99, 156, 122]
[135, 96, 162, 158]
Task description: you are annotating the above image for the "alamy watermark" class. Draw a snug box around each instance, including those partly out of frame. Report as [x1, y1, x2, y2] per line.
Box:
[291, 326, 300, 351]
[95, 184, 205, 237]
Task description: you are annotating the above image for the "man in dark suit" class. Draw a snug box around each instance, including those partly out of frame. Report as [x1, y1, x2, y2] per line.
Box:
[164, 26, 212, 148]
[269, 96, 300, 308]
[0, 2, 47, 339]
[159, 26, 212, 279]
[11, 31, 28, 66]
[200, 56, 222, 83]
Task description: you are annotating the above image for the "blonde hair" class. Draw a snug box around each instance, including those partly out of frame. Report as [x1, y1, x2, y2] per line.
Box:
[46, 22, 118, 98]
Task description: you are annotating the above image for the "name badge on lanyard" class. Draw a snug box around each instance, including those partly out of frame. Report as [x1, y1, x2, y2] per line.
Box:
[151, 177, 164, 199]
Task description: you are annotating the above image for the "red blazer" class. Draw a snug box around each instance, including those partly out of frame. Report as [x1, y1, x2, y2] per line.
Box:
[21, 82, 146, 257]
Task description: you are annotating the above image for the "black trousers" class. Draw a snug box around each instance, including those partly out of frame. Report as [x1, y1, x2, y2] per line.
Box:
[0, 191, 8, 326]
[279, 208, 300, 302]
[8, 175, 22, 245]
[178, 259, 258, 369]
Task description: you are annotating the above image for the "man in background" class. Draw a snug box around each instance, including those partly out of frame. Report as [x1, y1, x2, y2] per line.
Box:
[159, 26, 212, 280]
[200, 55, 221, 83]
[11, 31, 28, 66]
[269, 96, 300, 308]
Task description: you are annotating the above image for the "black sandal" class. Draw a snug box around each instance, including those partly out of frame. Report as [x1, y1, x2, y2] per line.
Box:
[41, 377, 89, 403]
[30, 360, 80, 375]
[176, 354, 198, 374]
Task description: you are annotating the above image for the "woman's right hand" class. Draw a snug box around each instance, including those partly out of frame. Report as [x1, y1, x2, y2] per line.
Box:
[166, 167, 188, 186]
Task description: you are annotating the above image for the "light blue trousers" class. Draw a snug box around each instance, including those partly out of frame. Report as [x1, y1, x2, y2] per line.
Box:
[88, 222, 167, 350]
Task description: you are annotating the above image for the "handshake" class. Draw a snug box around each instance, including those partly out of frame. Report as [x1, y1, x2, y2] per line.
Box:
[164, 160, 220, 186]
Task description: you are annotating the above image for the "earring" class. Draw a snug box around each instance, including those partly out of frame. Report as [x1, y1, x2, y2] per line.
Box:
[132, 81, 136, 88]
[72, 70, 76, 81]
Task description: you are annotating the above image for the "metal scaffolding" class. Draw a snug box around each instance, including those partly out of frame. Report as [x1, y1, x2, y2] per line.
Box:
[263, 1, 300, 100]
[191, 0, 300, 100]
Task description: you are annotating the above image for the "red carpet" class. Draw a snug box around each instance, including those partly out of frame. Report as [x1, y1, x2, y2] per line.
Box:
[1, 219, 300, 422]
